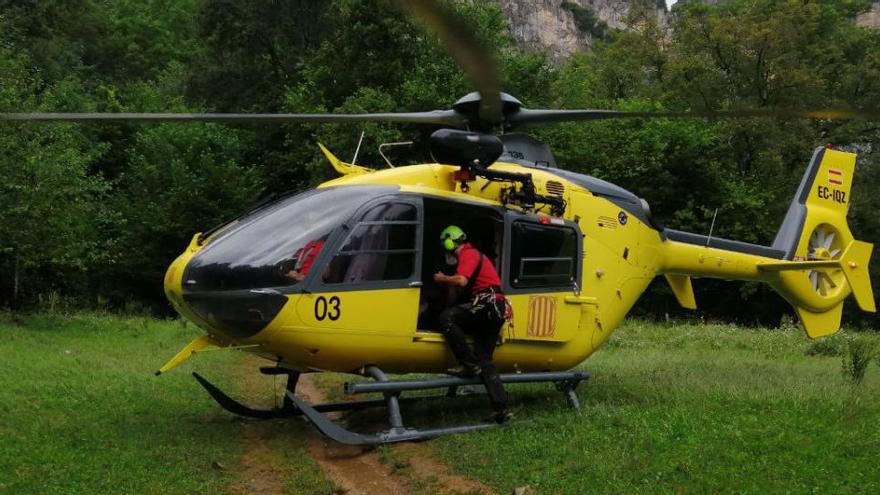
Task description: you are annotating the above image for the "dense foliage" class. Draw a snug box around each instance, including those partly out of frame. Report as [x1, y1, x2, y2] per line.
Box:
[0, 0, 877, 327]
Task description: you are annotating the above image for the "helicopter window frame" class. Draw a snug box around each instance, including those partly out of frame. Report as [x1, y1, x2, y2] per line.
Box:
[306, 195, 423, 292]
[501, 213, 583, 294]
[184, 185, 401, 295]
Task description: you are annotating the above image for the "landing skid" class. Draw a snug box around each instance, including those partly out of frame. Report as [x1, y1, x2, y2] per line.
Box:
[194, 372, 289, 419]
[193, 366, 590, 446]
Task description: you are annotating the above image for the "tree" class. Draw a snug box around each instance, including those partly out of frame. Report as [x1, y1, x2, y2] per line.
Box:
[187, 0, 330, 112]
[106, 123, 262, 305]
[0, 47, 108, 308]
[540, 0, 880, 324]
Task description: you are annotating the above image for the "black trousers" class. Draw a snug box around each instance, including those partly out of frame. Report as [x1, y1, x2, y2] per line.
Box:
[438, 299, 508, 411]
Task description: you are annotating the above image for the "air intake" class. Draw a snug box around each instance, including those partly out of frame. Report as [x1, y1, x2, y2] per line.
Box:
[546, 180, 565, 197]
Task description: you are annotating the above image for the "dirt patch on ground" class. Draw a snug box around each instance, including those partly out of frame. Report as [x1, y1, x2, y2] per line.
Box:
[227, 359, 495, 495]
[298, 375, 411, 495]
[299, 374, 497, 495]
[389, 442, 499, 495]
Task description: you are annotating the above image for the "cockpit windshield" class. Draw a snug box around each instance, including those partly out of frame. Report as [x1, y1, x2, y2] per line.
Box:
[184, 185, 397, 291]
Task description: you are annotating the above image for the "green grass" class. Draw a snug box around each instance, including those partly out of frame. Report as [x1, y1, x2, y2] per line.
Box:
[0, 312, 330, 495]
[428, 321, 880, 495]
[3, 313, 877, 494]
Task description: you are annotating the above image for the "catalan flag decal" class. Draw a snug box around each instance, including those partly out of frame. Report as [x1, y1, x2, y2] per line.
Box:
[527, 296, 557, 338]
[828, 168, 843, 186]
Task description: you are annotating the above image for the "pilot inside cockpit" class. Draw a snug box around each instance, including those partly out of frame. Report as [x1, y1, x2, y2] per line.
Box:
[284, 237, 327, 282]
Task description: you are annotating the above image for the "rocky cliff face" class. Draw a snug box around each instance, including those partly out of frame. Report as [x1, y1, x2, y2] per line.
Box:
[491, 0, 667, 59]
[494, 0, 879, 59]
[492, 0, 587, 58]
[856, 1, 880, 27]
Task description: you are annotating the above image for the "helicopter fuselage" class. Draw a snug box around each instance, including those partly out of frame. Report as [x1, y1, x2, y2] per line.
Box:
[163, 146, 872, 375]
[164, 161, 664, 373]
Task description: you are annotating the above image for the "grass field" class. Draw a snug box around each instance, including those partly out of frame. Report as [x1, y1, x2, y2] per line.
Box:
[429, 321, 880, 495]
[1, 313, 877, 494]
[0, 312, 330, 495]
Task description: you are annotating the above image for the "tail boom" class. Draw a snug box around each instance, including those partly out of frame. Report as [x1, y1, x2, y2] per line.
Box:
[657, 146, 874, 338]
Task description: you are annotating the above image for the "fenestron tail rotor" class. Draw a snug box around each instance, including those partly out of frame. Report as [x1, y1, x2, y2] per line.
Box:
[806, 224, 844, 297]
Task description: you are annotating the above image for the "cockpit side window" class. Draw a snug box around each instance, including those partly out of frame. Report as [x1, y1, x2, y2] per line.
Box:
[323, 202, 419, 284]
[184, 185, 395, 292]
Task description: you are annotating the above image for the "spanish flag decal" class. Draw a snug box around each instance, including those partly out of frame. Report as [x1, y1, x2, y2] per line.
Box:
[828, 168, 843, 186]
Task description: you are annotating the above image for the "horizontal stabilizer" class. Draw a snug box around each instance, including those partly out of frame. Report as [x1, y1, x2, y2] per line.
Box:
[758, 240, 875, 313]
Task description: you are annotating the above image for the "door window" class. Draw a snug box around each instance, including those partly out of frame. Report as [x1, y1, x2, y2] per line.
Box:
[509, 220, 578, 288]
[324, 202, 419, 284]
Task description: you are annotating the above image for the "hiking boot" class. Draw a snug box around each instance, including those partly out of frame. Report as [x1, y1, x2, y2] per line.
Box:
[446, 365, 481, 378]
[491, 409, 513, 424]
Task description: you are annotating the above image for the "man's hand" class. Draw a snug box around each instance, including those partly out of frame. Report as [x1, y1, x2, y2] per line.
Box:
[434, 272, 468, 287]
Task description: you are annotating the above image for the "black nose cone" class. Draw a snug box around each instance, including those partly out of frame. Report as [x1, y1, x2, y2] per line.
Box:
[182, 289, 288, 340]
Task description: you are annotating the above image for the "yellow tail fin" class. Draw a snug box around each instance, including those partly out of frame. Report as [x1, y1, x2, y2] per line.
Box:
[766, 147, 875, 337]
[795, 304, 844, 339]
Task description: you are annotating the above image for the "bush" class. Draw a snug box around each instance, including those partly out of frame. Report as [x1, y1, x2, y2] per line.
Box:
[841, 337, 876, 385]
[805, 335, 847, 357]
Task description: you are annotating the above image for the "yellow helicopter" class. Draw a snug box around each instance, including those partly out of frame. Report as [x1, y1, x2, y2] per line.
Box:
[2, 1, 875, 445]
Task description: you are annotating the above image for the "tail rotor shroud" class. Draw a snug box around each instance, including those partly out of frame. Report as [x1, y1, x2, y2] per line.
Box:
[806, 224, 844, 297]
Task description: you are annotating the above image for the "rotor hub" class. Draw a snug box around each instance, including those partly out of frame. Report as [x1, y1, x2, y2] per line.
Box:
[452, 92, 522, 129]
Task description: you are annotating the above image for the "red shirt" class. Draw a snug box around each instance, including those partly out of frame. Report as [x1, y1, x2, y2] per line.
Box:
[296, 240, 325, 275]
[456, 243, 502, 294]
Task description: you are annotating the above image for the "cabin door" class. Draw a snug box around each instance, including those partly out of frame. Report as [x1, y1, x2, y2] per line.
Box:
[295, 197, 422, 336]
[501, 214, 583, 343]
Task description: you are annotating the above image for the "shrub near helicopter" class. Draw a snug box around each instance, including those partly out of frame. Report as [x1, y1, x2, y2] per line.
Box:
[2, 0, 875, 446]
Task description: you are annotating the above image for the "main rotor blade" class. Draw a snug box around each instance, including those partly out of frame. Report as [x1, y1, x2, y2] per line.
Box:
[399, 0, 502, 126]
[0, 110, 465, 126]
[509, 107, 880, 125]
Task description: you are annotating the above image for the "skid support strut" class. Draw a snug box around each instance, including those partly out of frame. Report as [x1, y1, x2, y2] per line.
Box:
[293, 368, 591, 445]
[364, 366, 406, 433]
[193, 367, 590, 446]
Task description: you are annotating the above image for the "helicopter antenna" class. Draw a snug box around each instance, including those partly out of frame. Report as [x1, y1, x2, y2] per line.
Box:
[378, 141, 414, 168]
[351, 130, 366, 166]
[706, 208, 719, 247]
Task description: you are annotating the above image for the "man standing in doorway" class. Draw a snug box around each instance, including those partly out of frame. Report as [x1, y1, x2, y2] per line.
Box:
[433, 225, 512, 423]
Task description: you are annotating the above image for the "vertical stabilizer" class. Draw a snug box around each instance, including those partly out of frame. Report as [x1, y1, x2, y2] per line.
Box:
[767, 147, 874, 337]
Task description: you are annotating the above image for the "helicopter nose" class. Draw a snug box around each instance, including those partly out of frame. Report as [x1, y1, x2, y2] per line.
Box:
[164, 236, 288, 341]
[181, 289, 288, 340]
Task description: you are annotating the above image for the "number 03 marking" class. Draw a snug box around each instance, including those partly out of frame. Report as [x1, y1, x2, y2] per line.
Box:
[314, 296, 341, 321]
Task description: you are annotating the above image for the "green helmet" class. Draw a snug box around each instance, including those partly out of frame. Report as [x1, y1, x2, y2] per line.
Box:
[440, 225, 466, 251]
